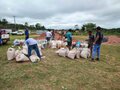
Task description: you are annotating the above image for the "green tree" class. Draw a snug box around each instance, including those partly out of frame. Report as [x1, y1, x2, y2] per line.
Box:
[35, 23, 41, 30]
[1, 18, 8, 28]
[82, 23, 96, 32]
[74, 24, 79, 30]
[25, 22, 28, 27]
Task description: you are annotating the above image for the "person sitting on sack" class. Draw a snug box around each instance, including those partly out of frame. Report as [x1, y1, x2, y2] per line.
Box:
[76, 40, 81, 48]
[25, 38, 41, 60]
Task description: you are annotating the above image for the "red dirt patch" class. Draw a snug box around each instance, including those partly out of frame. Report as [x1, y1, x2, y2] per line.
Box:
[103, 36, 120, 45]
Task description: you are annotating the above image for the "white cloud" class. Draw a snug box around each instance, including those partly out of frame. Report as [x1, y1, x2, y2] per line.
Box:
[0, 0, 120, 29]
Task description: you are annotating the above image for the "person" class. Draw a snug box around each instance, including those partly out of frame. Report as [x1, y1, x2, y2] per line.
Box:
[25, 28, 29, 40]
[76, 40, 81, 48]
[92, 26, 103, 61]
[88, 31, 94, 55]
[52, 30, 55, 40]
[65, 29, 72, 50]
[46, 30, 52, 42]
[0, 29, 2, 45]
[25, 38, 41, 60]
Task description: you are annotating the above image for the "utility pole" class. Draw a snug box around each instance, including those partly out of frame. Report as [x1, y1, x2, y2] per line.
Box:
[13, 16, 16, 31]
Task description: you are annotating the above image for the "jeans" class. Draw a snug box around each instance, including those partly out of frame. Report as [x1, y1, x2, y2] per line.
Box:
[28, 44, 41, 58]
[92, 44, 101, 59]
[0, 38, 2, 44]
[25, 35, 29, 40]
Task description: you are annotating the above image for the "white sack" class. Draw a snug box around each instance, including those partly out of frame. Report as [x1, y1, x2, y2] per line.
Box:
[16, 53, 29, 62]
[57, 48, 69, 57]
[80, 48, 90, 59]
[56, 40, 63, 48]
[22, 48, 28, 55]
[76, 48, 81, 59]
[56, 48, 64, 54]
[67, 48, 77, 59]
[7, 48, 15, 60]
[30, 55, 40, 63]
[15, 50, 21, 57]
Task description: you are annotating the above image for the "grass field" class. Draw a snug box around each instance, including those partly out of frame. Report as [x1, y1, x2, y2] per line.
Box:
[0, 35, 120, 90]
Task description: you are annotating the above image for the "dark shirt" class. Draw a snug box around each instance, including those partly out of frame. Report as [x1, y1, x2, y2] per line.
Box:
[89, 35, 94, 44]
[95, 32, 103, 45]
[25, 29, 29, 36]
[0, 30, 1, 38]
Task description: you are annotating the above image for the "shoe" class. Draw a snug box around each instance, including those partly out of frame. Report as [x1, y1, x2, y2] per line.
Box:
[96, 58, 100, 61]
[40, 56, 45, 60]
[91, 58, 95, 62]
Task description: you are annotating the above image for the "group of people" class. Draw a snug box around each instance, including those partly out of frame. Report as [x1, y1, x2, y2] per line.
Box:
[24, 26, 103, 62]
[88, 26, 103, 61]
[62, 26, 103, 61]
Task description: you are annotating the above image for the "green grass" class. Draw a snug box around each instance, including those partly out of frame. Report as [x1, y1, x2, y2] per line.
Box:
[0, 35, 120, 90]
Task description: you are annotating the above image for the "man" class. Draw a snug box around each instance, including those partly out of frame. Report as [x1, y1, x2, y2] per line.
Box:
[25, 38, 41, 60]
[25, 28, 29, 40]
[65, 29, 72, 50]
[92, 26, 103, 61]
[52, 30, 55, 40]
[88, 31, 94, 55]
[46, 30, 52, 47]
[0, 29, 2, 45]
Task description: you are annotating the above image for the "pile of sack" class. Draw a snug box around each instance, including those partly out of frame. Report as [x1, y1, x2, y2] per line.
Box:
[50, 40, 67, 49]
[13, 39, 25, 46]
[7, 44, 43, 63]
[56, 42, 90, 59]
[37, 39, 47, 48]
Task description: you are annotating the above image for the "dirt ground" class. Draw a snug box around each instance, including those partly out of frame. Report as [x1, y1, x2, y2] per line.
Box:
[103, 36, 120, 45]
[36, 32, 120, 45]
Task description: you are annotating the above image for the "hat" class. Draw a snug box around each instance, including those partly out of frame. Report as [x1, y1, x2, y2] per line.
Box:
[96, 26, 101, 30]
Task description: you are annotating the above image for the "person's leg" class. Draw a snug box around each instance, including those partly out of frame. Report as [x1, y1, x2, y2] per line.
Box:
[97, 45, 101, 60]
[68, 41, 71, 50]
[34, 44, 41, 59]
[92, 44, 97, 60]
[28, 45, 32, 57]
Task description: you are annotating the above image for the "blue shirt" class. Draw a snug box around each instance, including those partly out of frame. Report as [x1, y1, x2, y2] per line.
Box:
[65, 32, 72, 42]
[25, 38, 37, 45]
[25, 29, 29, 36]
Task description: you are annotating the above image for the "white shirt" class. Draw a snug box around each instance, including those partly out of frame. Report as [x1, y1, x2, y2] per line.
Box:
[46, 31, 52, 38]
[25, 38, 37, 45]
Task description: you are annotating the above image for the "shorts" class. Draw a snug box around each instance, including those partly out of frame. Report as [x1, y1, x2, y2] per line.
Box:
[46, 37, 51, 42]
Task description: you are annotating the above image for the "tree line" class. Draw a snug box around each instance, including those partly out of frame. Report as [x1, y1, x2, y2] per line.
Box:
[0, 18, 46, 31]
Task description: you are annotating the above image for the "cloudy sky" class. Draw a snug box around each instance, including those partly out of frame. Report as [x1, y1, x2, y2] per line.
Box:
[0, 0, 120, 29]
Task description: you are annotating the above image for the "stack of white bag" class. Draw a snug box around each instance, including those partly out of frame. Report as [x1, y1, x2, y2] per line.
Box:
[50, 40, 66, 49]
[7, 44, 42, 63]
[55, 42, 91, 59]
[67, 48, 83, 59]
[13, 39, 25, 46]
